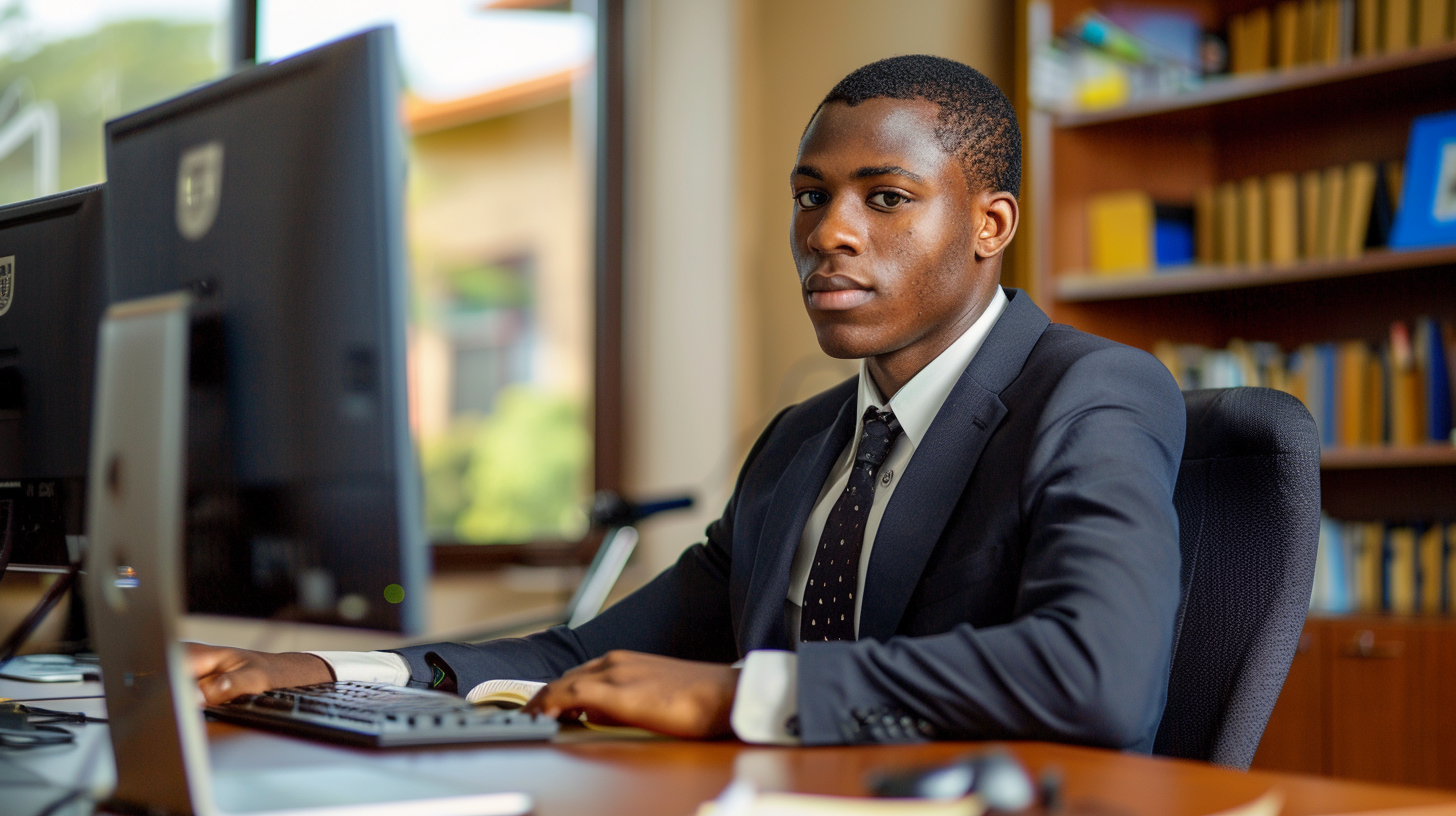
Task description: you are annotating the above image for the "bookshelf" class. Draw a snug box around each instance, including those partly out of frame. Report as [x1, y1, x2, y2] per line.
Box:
[1015, 0, 1456, 789]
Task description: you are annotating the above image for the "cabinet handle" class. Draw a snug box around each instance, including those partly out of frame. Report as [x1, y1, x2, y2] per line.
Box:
[1343, 630, 1405, 659]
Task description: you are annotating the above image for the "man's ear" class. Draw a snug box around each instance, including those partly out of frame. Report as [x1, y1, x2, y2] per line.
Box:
[974, 191, 1018, 260]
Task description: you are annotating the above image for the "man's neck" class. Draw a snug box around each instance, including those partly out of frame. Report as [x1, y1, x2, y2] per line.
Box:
[866, 285, 998, 399]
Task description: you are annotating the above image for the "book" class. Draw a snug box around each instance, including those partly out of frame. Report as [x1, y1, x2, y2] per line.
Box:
[1299, 170, 1322, 259]
[1340, 161, 1378, 259]
[1419, 524, 1444, 614]
[1312, 516, 1352, 612]
[1389, 320, 1427, 445]
[1384, 0, 1414, 51]
[1087, 190, 1154, 273]
[1357, 0, 1381, 56]
[1300, 0, 1323, 61]
[1365, 161, 1399, 249]
[1387, 525, 1417, 613]
[1337, 340, 1370, 446]
[1415, 316, 1453, 441]
[1229, 12, 1250, 72]
[1354, 522, 1385, 613]
[1247, 6, 1274, 70]
[1318, 164, 1347, 259]
[1316, 343, 1338, 445]
[1276, 1, 1303, 66]
[1448, 523, 1456, 613]
[1239, 177, 1267, 265]
[1154, 204, 1196, 266]
[1363, 350, 1389, 443]
[1341, 0, 1358, 59]
[1216, 182, 1241, 263]
[465, 678, 546, 708]
[1318, 0, 1344, 61]
[1195, 186, 1216, 264]
[1267, 173, 1300, 265]
[1417, 0, 1451, 45]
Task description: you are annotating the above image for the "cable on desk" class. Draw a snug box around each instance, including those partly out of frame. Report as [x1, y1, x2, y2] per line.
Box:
[0, 703, 105, 749]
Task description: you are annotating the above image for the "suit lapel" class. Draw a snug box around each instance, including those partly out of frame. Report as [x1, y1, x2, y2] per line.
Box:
[858, 289, 1051, 641]
[739, 393, 857, 654]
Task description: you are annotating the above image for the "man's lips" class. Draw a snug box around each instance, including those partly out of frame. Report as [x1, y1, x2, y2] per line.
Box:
[804, 274, 873, 311]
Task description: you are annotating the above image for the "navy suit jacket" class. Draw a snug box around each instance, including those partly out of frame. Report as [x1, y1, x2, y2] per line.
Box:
[393, 289, 1186, 749]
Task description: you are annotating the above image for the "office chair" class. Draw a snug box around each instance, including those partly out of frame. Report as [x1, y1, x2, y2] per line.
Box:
[1153, 387, 1321, 770]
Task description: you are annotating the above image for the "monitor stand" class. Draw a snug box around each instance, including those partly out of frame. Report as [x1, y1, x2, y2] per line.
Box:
[84, 292, 531, 816]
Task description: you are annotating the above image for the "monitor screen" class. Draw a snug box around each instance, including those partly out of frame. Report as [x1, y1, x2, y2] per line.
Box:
[102, 28, 423, 633]
[0, 185, 105, 570]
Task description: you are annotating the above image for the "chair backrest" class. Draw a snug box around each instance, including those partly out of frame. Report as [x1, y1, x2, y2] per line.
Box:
[1153, 387, 1321, 769]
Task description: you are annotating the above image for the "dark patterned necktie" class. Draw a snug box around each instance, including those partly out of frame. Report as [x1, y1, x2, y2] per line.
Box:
[800, 406, 903, 642]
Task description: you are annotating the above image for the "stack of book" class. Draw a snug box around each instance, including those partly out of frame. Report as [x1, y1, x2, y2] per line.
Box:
[1313, 515, 1456, 614]
[1086, 159, 1400, 275]
[1229, 0, 1455, 76]
[1155, 316, 1453, 447]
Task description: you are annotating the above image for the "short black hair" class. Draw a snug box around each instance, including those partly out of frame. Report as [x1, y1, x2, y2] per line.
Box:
[815, 55, 1021, 196]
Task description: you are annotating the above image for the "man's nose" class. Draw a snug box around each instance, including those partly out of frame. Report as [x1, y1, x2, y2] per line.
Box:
[807, 199, 866, 256]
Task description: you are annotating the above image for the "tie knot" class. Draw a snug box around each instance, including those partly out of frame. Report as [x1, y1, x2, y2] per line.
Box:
[855, 407, 902, 469]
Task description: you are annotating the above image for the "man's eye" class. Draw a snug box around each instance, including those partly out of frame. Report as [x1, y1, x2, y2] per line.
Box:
[796, 190, 828, 208]
[870, 192, 906, 209]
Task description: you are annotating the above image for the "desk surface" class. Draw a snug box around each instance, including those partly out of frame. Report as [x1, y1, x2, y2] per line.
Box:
[5, 678, 1456, 816]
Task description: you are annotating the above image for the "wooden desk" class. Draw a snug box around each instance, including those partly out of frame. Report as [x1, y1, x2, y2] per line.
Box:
[6, 679, 1456, 816]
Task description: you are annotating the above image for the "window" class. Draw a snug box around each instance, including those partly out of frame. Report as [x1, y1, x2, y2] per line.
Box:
[258, 1, 598, 547]
[0, 0, 228, 204]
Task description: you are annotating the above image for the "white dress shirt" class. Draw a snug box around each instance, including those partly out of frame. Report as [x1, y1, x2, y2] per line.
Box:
[317, 286, 1010, 745]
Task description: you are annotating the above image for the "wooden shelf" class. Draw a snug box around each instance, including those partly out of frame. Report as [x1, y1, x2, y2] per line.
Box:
[1054, 245, 1456, 303]
[1322, 445, 1456, 470]
[1052, 40, 1456, 128]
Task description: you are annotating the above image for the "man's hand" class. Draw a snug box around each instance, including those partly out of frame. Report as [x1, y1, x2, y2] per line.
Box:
[521, 651, 740, 739]
[187, 643, 334, 705]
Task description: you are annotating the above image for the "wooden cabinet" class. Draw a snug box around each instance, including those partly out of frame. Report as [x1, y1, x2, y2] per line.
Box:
[1254, 616, 1456, 788]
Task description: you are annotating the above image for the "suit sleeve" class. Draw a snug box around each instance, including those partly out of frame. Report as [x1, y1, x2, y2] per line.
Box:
[794, 347, 1185, 750]
[385, 408, 791, 694]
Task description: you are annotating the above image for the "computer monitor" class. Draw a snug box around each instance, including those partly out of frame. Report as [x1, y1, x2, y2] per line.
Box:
[0, 185, 106, 572]
[102, 27, 424, 633]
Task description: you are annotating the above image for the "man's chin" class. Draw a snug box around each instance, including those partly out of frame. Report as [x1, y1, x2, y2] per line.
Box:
[813, 326, 891, 361]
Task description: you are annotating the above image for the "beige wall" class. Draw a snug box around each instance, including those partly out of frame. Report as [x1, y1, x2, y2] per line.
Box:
[733, 0, 1014, 448]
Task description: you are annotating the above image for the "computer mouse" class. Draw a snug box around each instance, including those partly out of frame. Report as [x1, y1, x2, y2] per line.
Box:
[868, 749, 1036, 812]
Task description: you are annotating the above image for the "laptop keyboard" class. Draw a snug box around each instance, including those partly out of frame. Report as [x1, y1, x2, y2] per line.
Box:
[208, 681, 560, 748]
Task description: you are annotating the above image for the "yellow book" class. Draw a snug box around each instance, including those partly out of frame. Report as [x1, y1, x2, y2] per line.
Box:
[1229, 13, 1249, 73]
[1318, 164, 1347, 259]
[1240, 177, 1267, 265]
[1420, 525, 1444, 614]
[1386, 159, 1405, 203]
[1341, 161, 1378, 259]
[1357, 0, 1382, 56]
[1362, 354, 1386, 444]
[1216, 182, 1241, 264]
[1385, 0, 1414, 51]
[1337, 341, 1369, 447]
[1195, 186, 1216, 264]
[1153, 340, 1183, 386]
[1448, 523, 1456, 614]
[1417, 0, 1450, 45]
[1276, 1, 1303, 66]
[1087, 190, 1154, 274]
[1356, 522, 1385, 613]
[1389, 320, 1427, 446]
[1317, 0, 1344, 62]
[1299, 0, 1322, 62]
[1267, 173, 1300, 265]
[1247, 7, 1274, 70]
[1389, 526, 1417, 614]
[1299, 170, 1322, 259]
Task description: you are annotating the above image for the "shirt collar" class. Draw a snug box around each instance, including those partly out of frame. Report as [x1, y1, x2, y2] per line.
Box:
[855, 285, 1009, 448]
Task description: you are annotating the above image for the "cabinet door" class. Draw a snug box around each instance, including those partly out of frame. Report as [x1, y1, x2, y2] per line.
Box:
[1417, 626, 1456, 789]
[1327, 621, 1421, 785]
[1251, 623, 1325, 774]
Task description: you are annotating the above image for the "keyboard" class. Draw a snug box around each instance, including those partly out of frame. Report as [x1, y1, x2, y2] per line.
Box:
[206, 681, 560, 748]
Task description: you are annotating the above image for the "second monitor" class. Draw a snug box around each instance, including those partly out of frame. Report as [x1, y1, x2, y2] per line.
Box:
[102, 28, 423, 633]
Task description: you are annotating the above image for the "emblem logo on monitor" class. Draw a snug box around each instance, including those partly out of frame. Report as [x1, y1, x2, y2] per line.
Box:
[0, 255, 14, 317]
[176, 141, 224, 241]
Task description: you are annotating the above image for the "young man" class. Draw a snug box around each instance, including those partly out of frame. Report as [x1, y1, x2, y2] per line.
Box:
[191, 55, 1185, 750]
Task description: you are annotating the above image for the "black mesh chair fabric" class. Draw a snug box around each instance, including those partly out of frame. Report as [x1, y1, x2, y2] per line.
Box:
[1152, 387, 1321, 769]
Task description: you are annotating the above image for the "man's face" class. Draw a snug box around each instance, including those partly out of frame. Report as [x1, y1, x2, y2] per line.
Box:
[791, 97, 995, 364]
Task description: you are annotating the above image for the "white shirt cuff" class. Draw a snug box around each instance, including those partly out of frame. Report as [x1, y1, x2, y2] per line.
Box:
[730, 649, 800, 745]
[307, 651, 412, 687]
